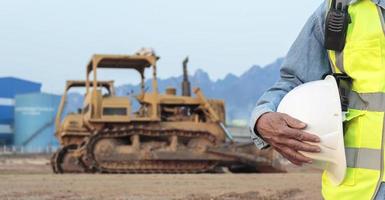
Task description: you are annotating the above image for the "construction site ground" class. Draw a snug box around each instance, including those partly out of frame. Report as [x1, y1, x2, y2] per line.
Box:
[0, 154, 322, 200]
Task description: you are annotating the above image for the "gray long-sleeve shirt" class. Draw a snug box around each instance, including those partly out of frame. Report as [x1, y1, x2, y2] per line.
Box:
[249, 0, 385, 149]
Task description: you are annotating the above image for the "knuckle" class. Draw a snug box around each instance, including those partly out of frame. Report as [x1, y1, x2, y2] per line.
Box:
[274, 136, 285, 144]
[287, 140, 299, 149]
[293, 154, 301, 161]
[296, 132, 304, 140]
[281, 152, 291, 159]
[288, 155, 298, 161]
[281, 148, 290, 155]
[272, 142, 282, 150]
[290, 151, 301, 159]
[302, 145, 311, 151]
[294, 143, 303, 150]
[285, 150, 295, 159]
[277, 128, 287, 135]
[270, 137, 278, 143]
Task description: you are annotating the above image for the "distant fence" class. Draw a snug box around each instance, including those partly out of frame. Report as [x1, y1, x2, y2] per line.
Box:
[0, 145, 58, 155]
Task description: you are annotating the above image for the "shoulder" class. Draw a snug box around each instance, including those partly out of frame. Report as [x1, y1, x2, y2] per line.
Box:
[309, 1, 329, 41]
[315, 0, 329, 19]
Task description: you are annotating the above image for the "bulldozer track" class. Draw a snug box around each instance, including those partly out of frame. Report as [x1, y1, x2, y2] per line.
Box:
[53, 144, 86, 174]
[94, 160, 217, 174]
[83, 125, 219, 173]
[50, 150, 59, 173]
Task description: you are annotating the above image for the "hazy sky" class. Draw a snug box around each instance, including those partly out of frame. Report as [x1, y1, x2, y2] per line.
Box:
[0, 0, 322, 94]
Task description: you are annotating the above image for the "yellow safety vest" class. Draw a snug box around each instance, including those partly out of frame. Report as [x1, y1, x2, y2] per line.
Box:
[325, 0, 385, 199]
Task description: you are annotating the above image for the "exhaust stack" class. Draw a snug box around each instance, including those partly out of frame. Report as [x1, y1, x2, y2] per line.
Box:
[182, 57, 191, 96]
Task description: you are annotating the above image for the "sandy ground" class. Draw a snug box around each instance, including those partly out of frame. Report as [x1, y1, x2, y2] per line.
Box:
[0, 155, 322, 200]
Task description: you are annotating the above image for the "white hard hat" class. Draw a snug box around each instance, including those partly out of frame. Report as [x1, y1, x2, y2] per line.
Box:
[277, 75, 346, 186]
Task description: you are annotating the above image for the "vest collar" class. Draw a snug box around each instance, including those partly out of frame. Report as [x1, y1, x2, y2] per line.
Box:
[349, 0, 385, 9]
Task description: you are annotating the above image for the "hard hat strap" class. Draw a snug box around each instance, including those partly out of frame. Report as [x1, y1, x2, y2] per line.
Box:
[333, 73, 352, 112]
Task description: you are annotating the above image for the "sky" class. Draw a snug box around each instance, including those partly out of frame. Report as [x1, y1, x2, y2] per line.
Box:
[0, 0, 322, 94]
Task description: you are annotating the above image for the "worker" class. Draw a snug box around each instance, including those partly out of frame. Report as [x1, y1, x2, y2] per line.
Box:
[249, 0, 385, 199]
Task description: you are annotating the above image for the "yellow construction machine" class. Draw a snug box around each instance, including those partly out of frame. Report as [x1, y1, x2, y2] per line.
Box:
[52, 53, 284, 173]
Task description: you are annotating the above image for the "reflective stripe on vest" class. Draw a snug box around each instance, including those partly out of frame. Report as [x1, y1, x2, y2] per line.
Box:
[349, 91, 385, 112]
[346, 147, 382, 170]
[323, 0, 385, 200]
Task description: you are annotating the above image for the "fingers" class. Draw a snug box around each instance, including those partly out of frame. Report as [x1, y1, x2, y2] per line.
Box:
[275, 143, 313, 164]
[282, 114, 307, 129]
[275, 148, 303, 166]
[273, 137, 321, 153]
[280, 127, 320, 143]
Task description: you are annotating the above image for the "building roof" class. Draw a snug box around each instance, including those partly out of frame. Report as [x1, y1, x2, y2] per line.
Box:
[0, 77, 41, 86]
[0, 77, 41, 98]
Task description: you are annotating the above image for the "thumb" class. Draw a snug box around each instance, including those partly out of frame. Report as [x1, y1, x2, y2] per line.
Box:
[283, 114, 307, 129]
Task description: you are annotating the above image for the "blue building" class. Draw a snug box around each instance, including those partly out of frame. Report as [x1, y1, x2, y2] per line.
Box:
[14, 93, 61, 152]
[0, 77, 41, 145]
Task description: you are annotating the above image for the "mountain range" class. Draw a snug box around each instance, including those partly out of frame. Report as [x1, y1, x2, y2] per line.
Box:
[65, 58, 284, 125]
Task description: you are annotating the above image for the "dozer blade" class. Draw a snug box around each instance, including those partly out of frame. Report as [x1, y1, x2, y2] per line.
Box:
[207, 142, 286, 173]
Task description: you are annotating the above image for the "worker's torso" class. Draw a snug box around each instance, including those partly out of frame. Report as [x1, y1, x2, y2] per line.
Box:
[325, 0, 385, 199]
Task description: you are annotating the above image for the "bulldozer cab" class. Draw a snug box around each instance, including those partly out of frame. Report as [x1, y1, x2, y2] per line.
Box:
[84, 54, 160, 123]
[55, 80, 115, 132]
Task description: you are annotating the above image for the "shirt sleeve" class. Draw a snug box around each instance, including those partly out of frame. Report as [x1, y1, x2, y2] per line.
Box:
[249, 1, 331, 149]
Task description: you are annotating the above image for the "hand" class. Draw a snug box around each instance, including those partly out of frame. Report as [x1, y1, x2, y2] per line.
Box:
[256, 112, 321, 166]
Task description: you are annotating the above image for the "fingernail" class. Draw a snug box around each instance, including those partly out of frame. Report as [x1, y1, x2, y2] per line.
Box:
[315, 138, 321, 142]
[300, 123, 306, 127]
[316, 148, 321, 152]
[308, 160, 313, 164]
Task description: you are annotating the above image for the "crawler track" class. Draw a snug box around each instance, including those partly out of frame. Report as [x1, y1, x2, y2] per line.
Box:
[83, 125, 219, 173]
[91, 160, 217, 174]
[53, 144, 85, 173]
[50, 151, 59, 173]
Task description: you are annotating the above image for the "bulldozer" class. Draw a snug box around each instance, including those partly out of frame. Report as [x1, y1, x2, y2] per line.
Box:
[52, 52, 284, 173]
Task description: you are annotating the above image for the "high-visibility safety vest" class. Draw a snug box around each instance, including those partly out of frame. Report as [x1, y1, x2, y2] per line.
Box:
[325, 0, 385, 199]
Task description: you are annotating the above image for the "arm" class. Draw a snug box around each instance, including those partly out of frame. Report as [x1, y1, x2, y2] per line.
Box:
[249, 1, 331, 164]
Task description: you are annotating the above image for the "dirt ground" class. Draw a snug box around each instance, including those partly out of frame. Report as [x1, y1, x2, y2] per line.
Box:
[0, 155, 322, 200]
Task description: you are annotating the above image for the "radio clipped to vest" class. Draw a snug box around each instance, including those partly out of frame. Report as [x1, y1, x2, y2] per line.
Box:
[325, 0, 351, 52]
